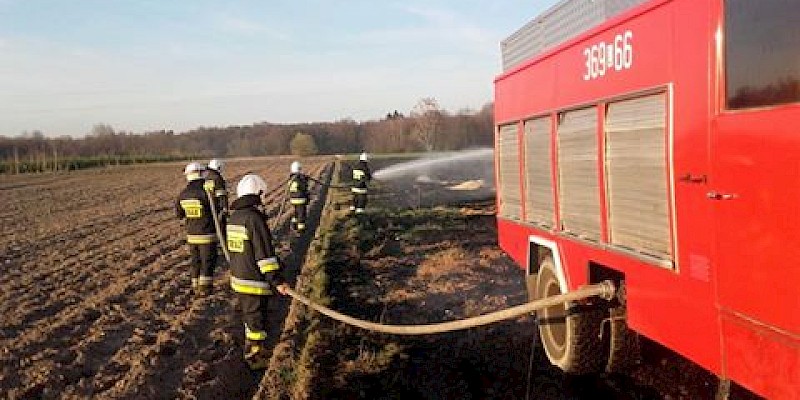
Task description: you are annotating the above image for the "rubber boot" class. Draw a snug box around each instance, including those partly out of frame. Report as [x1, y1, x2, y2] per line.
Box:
[244, 340, 269, 370]
[197, 284, 212, 297]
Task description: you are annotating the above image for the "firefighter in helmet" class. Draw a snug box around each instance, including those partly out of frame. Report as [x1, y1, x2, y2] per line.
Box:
[176, 162, 217, 295]
[227, 173, 289, 370]
[204, 158, 228, 217]
[288, 161, 310, 235]
[350, 152, 372, 214]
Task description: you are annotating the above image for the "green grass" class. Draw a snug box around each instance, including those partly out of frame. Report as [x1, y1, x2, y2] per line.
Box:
[258, 160, 353, 399]
[0, 154, 194, 174]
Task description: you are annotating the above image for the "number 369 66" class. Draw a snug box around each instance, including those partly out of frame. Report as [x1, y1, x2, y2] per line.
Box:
[583, 30, 633, 81]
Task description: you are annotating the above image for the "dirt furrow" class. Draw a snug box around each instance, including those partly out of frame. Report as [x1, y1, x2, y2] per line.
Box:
[0, 213, 178, 329]
[0, 242, 188, 397]
[0, 235, 189, 396]
[0, 157, 333, 399]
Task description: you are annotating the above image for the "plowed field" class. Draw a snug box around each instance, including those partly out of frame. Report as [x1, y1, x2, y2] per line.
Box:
[0, 156, 332, 399]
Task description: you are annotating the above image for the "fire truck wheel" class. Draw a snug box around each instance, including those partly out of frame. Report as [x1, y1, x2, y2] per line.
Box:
[525, 271, 538, 302]
[605, 284, 640, 373]
[534, 256, 607, 374]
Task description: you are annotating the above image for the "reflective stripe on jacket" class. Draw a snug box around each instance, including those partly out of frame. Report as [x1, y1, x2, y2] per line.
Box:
[352, 160, 371, 189]
[176, 179, 216, 238]
[227, 194, 285, 296]
[289, 173, 310, 204]
[245, 323, 267, 340]
[257, 257, 280, 273]
[187, 233, 216, 244]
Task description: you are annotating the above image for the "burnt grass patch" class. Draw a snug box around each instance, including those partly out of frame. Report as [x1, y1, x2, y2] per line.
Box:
[301, 202, 667, 400]
[310, 205, 534, 400]
[260, 159, 757, 400]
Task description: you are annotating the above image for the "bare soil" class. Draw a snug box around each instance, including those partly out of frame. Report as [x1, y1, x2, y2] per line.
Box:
[0, 156, 332, 399]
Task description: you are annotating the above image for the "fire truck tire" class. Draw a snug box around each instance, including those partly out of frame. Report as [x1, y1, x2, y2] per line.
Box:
[534, 256, 606, 374]
[525, 272, 538, 302]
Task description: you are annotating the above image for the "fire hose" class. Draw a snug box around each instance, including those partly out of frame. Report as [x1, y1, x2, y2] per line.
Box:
[205, 186, 230, 263]
[205, 187, 616, 335]
[282, 283, 614, 335]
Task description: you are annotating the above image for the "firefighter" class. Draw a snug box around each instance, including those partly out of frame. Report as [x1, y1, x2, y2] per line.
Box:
[204, 158, 228, 219]
[227, 174, 289, 370]
[176, 162, 217, 295]
[288, 161, 310, 235]
[350, 152, 372, 214]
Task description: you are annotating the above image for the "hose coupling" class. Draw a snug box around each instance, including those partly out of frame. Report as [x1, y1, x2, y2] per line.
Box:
[598, 280, 617, 301]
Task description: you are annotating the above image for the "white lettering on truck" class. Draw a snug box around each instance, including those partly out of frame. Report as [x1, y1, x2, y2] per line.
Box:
[583, 30, 633, 81]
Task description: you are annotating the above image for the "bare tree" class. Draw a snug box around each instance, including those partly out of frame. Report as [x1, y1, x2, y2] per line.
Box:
[410, 97, 444, 151]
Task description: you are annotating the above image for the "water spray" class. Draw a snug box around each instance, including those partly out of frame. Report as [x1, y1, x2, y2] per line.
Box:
[373, 148, 494, 182]
[372, 148, 496, 207]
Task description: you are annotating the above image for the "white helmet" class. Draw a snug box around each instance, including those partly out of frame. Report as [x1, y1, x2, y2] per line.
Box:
[290, 161, 301, 174]
[208, 159, 224, 171]
[359, 152, 368, 161]
[183, 162, 205, 181]
[236, 174, 268, 197]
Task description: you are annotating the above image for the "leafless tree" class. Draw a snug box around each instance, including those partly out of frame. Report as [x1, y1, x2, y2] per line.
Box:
[410, 97, 444, 151]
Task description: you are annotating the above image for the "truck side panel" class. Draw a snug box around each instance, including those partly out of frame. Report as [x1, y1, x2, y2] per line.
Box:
[495, 0, 723, 376]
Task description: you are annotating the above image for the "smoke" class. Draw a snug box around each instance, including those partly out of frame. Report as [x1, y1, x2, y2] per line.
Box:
[373, 148, 495, 207]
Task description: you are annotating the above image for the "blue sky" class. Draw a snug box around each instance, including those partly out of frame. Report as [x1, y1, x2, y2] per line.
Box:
[0, 0, 557, 137]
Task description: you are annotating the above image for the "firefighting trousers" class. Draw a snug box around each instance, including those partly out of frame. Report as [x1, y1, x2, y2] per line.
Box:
[292, 204, 307, 230]
[237, 293, 272, 342]
[189, 243, 217, 289]
[352, 193, 367, 212]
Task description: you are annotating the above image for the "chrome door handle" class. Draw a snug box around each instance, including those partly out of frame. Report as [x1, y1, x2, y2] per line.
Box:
[707, 191, 737, 200]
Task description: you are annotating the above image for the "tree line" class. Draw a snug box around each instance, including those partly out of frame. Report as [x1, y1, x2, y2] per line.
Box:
[0, 99, 493, 174]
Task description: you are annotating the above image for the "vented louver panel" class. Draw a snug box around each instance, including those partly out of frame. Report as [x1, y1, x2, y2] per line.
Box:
[524, 117, 554, 226]
[605, 93, 670, 258]
[558, 107, 600, 239]
[501, 0, 650, 71]
[498, 124, 522, 219]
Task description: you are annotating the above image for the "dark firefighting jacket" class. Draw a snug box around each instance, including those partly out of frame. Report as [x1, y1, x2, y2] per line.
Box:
[204, 169, 228, 212]
[226, 195, 285, 295]
[351, 160, 371, 193]
[176, 179, 217, 244]
[288, 173, 310, 205]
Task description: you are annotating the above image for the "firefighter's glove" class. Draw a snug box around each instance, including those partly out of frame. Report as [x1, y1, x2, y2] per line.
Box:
[276, 284, 289, 296]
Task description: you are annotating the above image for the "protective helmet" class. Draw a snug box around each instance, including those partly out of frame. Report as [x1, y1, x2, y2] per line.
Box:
[359, 152, 368, 161]
[208, 159, 224, 171]
[236, 174, 269, 197]
[183, 162, 205, 181]
[290, 161, 301, 174]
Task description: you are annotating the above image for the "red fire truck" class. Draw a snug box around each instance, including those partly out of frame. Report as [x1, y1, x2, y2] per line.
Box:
[494, 0, 799, 398]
